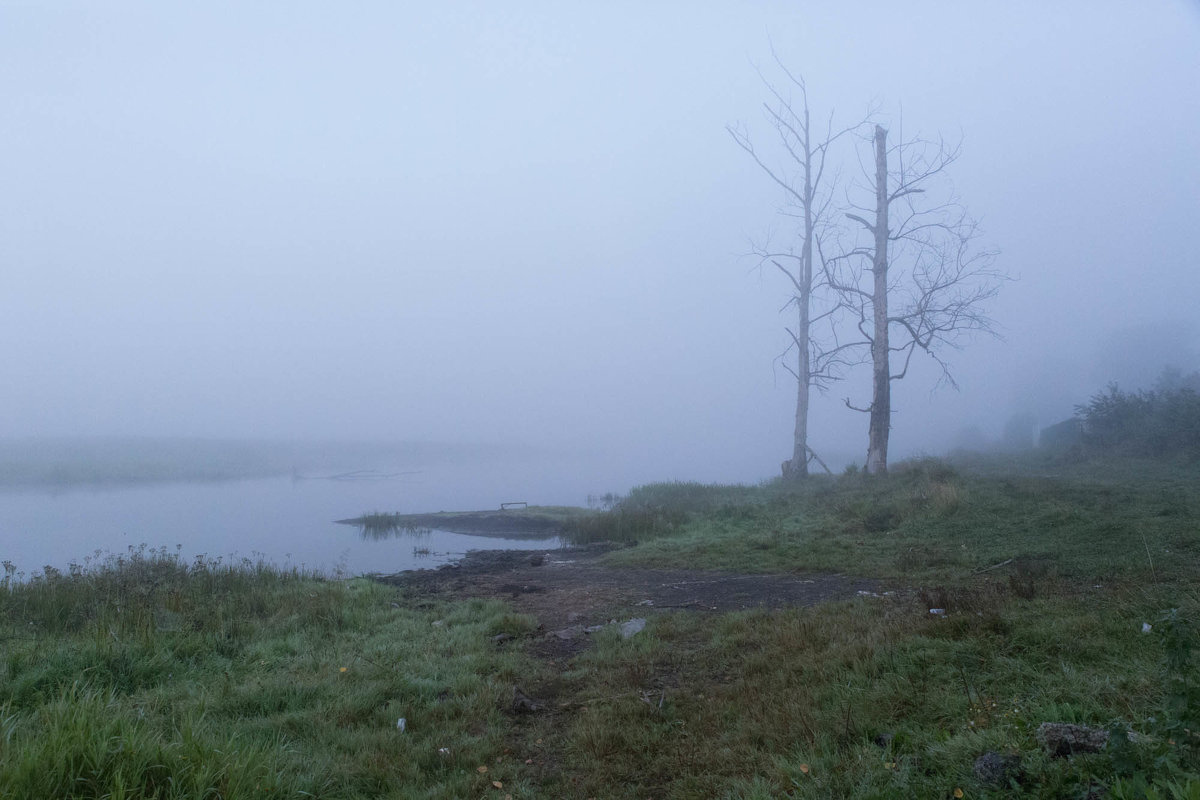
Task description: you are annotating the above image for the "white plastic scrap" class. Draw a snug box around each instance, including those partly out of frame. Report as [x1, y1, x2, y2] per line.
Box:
[929, 608, 946, 616]
[1142, 623, 1153, 634]
[397, 717, 407, 732]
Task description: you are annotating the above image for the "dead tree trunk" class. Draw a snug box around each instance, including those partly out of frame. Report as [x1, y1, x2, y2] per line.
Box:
[865, 124, 890, 475]
[834, 122, 1003, 477]
[789, 104, 816, 479]
[729, 64, 867, 481]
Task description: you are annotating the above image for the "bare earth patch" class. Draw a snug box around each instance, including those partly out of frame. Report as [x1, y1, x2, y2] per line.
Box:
[380, 545, 881, 791]
[383, 544, 878, 635]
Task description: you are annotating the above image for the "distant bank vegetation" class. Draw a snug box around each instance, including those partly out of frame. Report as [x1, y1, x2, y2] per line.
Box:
[0, 438, 292, 488]
[1071, 368, 1200, 458]
[1035, 367, 1200, 460]
[960, 367, 1200, 462]
[0, 438, 534, 489]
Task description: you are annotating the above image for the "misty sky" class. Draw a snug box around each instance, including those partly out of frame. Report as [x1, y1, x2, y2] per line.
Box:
[3, 2, 1198, 483]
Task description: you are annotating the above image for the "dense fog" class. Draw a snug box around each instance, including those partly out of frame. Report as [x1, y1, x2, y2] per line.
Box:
[3, 1, 1198, 487]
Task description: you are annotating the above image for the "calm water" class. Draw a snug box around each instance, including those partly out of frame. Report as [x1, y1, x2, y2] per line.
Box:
[0, 458, 607, 577]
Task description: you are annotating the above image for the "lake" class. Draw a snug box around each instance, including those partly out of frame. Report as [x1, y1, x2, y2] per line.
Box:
[0, 455, 609, 578]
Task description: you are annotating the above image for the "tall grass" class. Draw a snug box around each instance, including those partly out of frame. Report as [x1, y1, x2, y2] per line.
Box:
[0, 547, 543, 799]
[564, 480, 785, 545]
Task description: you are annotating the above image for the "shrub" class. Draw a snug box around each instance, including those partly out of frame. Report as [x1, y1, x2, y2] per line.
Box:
[1076, 383, 1200, 458]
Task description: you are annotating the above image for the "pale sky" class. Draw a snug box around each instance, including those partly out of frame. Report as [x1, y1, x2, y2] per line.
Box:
[2, 1, 1198, 482]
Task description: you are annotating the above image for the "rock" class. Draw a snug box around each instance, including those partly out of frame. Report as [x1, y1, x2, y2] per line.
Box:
[511, 685, 543, 713]
[1037, 722, 1109, 757]
[492, 633, 513, 644]
[566, 612, 582, 622]
[584, 624, 607, 634]
[431, 619, 445, 627]
[636, 599, 654, 606]
[500, 583, 545, 597]
[973, 751, 1022, 787]
[873, 732, 894, 749]
[619, 618, 647, 639]
[529, 555, 544, 566]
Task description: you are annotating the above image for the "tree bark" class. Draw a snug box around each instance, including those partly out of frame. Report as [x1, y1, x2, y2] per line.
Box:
[790, 103, 815, 478]
[865, 124, 890, 475]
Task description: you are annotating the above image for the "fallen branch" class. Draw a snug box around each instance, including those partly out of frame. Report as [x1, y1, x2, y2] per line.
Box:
[806, 446, 835, 475]
[972, 557, 1014, 575]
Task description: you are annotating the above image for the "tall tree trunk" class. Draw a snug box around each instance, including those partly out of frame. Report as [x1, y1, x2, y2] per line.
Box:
[790, 104, 815, 478]
[792, 296, 811, 477]
[866, 124, 890, 475]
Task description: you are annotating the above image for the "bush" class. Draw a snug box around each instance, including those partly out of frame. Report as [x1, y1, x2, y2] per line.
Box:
[1076, 383, 1200, 458]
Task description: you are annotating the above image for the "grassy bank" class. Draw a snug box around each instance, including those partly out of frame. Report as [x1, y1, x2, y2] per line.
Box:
[3, 455, 1198, 797]
[546, 455, 1200, 797]
[574, 455, 1200, 585]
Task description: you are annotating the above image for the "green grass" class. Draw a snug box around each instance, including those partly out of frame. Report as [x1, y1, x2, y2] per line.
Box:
[542, 454, 1200, 797]
[536, 583, 1199, 798]
[585, 455, 1200, 586]
[0, 548, 544, 798]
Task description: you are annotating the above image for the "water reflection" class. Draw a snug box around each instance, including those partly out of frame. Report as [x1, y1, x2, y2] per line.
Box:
[334, 512, 561, 573]
[342, 515, 433, 541]
[0, 473, 576, 578]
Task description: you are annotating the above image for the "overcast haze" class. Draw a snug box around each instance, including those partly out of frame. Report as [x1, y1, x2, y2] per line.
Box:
[3, 1, 1199, 485]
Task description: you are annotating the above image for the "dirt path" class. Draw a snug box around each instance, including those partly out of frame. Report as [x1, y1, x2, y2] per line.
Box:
[381, 545, 880, 790]
[383, 544, 878, 636]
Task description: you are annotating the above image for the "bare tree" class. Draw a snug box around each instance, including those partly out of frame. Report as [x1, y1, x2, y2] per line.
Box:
[729, 66, 866, 479]
[831, 124, 1004, 474]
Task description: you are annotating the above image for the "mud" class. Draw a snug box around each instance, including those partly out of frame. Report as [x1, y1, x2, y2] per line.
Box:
[382, 543, 878, 635]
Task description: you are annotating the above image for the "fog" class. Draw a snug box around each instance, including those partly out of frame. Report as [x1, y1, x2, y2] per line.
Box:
[3, 1, 1198, 489]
